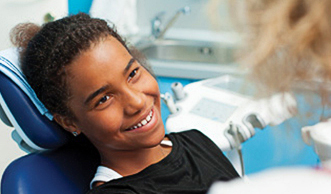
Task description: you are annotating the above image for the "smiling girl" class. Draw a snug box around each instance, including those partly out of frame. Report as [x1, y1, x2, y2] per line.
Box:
[11, 13, 239, 193]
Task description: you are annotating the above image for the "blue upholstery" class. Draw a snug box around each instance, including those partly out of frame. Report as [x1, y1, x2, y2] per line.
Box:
[1, 140, 100, 194]
[0, 72, 70, 149]
[0, 48, 70, 150]
[0, 49, 100, 194]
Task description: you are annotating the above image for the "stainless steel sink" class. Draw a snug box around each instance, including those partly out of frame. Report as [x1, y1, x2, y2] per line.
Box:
[136, 39, 236, 65]
[135, 38, 240, 79]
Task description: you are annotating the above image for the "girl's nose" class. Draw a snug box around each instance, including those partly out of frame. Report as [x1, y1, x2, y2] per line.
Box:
[122, 88, 146, 115]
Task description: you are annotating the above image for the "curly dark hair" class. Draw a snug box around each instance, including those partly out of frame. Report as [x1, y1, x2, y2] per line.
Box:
[11, 13, 148, 119]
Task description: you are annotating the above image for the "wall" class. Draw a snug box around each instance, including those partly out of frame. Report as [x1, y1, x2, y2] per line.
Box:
[0, 0, 68, 50]
[136, 0, 227, 30]
[68, 0, 233, 33]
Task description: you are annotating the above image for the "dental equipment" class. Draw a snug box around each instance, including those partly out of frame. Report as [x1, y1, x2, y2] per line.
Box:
[171, 82, 186, 101]
[227, 122, 245, 176]
[161, 93, 178, 114]
[302, 120, 331, 168]
[151, 6, 191, 40]
[163, 75, 297, 176]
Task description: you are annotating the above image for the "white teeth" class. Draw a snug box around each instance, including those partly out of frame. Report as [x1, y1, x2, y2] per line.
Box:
[141, 120, 147, 125]
[128, 110, 153, 131]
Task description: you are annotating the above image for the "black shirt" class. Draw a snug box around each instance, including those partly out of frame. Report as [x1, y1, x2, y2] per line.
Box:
[88, 130, 239, 194]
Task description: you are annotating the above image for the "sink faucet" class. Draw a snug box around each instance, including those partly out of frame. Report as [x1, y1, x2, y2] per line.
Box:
[151, 6, 191, 40]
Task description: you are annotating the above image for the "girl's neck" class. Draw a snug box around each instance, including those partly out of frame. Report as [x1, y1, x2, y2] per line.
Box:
[99, 143, 171, 177]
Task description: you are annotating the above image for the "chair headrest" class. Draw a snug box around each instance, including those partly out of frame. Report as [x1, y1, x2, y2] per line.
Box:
[0, 48, 52, 119]
[0, 48, 70, 151]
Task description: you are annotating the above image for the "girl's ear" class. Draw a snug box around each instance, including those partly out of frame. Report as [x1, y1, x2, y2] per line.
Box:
[53, 114, 81, 136]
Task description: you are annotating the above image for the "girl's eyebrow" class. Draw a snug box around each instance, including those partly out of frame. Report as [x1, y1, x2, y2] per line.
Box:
[123, 58, 136, 75]
[84, 85, 109, 105]
[84, 58, 135, 106]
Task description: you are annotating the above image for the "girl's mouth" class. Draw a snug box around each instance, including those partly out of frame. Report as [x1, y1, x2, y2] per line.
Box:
[126, 110, 153, 131]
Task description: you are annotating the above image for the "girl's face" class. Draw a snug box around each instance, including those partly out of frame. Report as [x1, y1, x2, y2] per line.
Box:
[56, 36, 165, 153]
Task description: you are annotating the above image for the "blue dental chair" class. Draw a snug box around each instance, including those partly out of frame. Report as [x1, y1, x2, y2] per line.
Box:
[0, 48, 100, 194]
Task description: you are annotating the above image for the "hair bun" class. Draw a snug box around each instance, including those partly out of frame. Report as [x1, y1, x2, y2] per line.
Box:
[10, 23, 41, 52]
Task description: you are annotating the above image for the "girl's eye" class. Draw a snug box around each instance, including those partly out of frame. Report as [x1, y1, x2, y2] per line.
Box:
[97, 95, 110, 106]
[94, 94, 113, 110]
[94, 95, 112, 110]
[128, 67, 139, 82]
